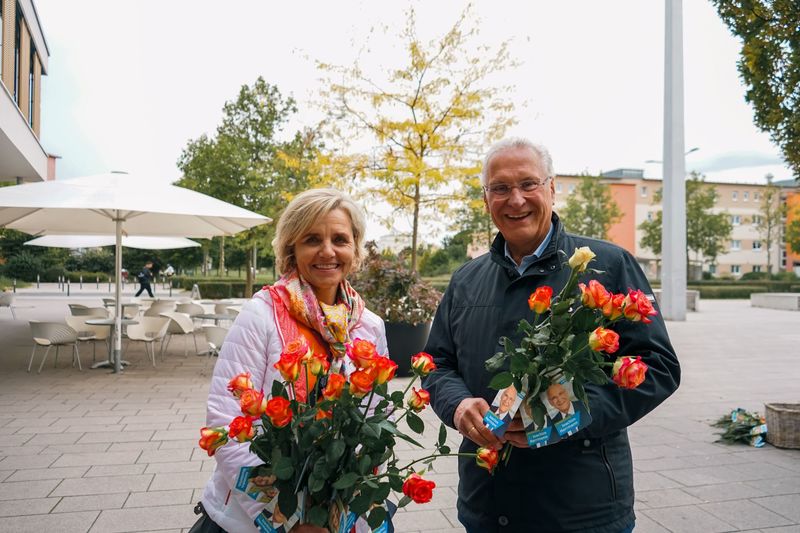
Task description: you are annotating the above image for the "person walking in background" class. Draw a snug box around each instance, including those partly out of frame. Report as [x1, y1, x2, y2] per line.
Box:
[135, 261, 154, 297]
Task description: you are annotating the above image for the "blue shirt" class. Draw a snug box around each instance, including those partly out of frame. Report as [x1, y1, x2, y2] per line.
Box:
[504, 223, 554, 274]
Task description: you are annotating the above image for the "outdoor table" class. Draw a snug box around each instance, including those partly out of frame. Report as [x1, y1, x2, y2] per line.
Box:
[196, 313, 235, 326]
[86, 318, 138, 370]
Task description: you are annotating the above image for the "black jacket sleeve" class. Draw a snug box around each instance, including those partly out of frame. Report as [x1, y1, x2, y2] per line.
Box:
[582, 250, 681, 438]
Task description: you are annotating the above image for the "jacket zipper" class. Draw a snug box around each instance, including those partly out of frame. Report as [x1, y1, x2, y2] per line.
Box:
[600, 444, 617, 501]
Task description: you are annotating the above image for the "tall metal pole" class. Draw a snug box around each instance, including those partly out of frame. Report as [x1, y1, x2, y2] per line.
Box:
[662, 0, 687, 321]
[114, 213, 123, 373]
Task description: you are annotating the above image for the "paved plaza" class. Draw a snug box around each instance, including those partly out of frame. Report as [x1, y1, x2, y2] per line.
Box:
[0, 293, 798, 533]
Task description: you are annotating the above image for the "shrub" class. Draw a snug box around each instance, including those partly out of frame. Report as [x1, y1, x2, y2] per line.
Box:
[1, 251, 42, 281]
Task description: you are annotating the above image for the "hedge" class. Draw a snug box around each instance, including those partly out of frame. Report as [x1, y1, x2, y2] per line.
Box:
[688, 285, 769, 299]
[191, 282, 264, 299]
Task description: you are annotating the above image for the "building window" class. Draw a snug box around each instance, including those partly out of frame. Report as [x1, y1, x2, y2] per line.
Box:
[754, 191, 760, 201]
[743, 191, 749, 201]
[731, 215, 741, 225]
[641, 186, 647, 197]
[753, 240, 762, 251]
[731, 240, 741, 251]
[568, 185, 575, 195]
[782, 250, 787, 268]
[28, 44, 35, 126]
[753, 265, 762, 273]
[709, 264, 716, 274]
[731, 265, 741, 274]
[556, 183, 562, 193]
[732, 191, 738, 201]
[753, 215, 761, 225]
[646, 212, 654, 222]
[14, 8, 21, 104]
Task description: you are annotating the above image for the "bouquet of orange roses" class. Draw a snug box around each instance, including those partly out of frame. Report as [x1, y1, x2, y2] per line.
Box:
[199, 341, 482, 532]
[483, 246, 654, 453]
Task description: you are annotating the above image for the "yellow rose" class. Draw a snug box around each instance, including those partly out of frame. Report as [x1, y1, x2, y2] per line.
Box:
[568, 246, 596, 272]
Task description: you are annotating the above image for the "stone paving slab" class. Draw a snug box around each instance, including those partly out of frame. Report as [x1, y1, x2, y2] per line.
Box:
[0, 298, 798, 532]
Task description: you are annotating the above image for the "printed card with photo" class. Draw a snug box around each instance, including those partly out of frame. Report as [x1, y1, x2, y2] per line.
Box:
[519, 398, 557, 448]
[254, 491, 304, 533]
[539, 376, 592, 439]
[236, 466, 279, 504]
[483, 383, 525, 437]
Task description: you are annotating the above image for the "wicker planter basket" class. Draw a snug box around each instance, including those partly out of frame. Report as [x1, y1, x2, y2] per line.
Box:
[764, 403, 800, 449]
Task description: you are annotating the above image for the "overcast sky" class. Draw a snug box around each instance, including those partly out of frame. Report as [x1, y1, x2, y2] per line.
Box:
[33, 0, 794, 239]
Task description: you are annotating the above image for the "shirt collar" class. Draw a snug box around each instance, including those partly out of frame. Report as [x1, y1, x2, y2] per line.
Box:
[504, 223, 554, 274]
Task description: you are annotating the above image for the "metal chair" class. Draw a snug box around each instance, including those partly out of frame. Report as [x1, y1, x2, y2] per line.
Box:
[214, 302, 234, 315]
[121, 303, 140, 319]
[0, 292, 16, 319]
[144, 300, 176, 317]
[68, 303, 90, 316]
[65, 315, 110, 363]
[159, 311, 198, 358]
[124, 317, 169, 367]
[28, 321, 82, 373]
[225, 306, 241, 318]
[102, 297, 116, 309]
[203, 326, 229, 372]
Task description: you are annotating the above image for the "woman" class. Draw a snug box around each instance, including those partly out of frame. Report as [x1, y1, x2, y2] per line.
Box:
[192, 189, 388, 533]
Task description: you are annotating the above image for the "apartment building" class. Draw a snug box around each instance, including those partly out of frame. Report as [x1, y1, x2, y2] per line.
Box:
[553, 170, 800, 279]
[0, 0, 51, 182]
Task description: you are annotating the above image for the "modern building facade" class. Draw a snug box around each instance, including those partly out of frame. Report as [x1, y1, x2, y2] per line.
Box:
[0, 0, 51, 182]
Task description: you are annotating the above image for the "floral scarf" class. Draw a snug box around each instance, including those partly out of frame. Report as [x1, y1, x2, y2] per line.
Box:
[269, 269, 365, 359]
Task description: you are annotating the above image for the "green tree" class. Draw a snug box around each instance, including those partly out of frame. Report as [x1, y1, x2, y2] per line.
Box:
[638, 173, 733, 274]
[559, 175, 623, 239]
[787, 209, 800, 255]
[755, 173, 788, 274]
[711, 1, 800, 178]
[317, 6, 516, 271]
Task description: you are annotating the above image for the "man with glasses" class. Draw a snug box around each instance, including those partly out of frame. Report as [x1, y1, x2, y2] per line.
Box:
[423, 137, 680, 532]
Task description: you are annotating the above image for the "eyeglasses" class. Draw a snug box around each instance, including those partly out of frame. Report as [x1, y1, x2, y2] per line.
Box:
[483, 177, 552, 197]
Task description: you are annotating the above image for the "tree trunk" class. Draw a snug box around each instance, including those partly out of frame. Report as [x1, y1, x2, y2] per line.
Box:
[411, 182, 421, 272]
[219, 236, 226, 276]
[245, 247, 254, 298]
[202, 246, 210, 277]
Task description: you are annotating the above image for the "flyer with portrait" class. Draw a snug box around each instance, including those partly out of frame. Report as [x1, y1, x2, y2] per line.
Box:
[519, 375, 592, 447]
[483, 383, 525, 437]
[236, 466, 303, 533]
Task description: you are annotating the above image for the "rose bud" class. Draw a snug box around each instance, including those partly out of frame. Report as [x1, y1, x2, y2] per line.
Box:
[306, 349, 330, 377]
[588, 327, 620, 354]
[602, 293, 626, 320]
[227, 372, 254, 398]
[402, 473, 436, 504]
[373, 356, 398, 385]
[274, 338, 308, 382]
[579, 280, 611, 309]
[240, 389, 267, 417]
[322, 373, 346, 401]
[349, 368, 377, 398]
[347, 338, 379, 369]
[228, 416, 256, 443]
[528, 286, 553, 314]
[199, 427, 228, 457]
[410, 352, 436, 377]
[612, 356, 648, 389]
[568, 246, 596, 272]
[264, 397, 293, 428]
[476, 447, 499, 473]
[622, 289, 658, 324]
[315, 408, 333, 421]
[407, 387, 431, 412]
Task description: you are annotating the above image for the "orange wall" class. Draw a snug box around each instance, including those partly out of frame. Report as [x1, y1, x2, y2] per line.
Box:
[786, 192, 800, 272]
[608, 183, 636, 255]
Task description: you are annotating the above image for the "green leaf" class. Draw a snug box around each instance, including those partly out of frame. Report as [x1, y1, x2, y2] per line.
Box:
[398, 495, 412, 508]
[373, 482, 391, 502]
[437, 423, 447, 446]
[273, 456, 294, 480]
[308, 473, 325, 493]
[357, 453, 373, 475]
[368, 506, 387, 529]
[484, 350, 507, 372]
[333, 472, 359, 489]
[533, 400, 547, 428]
[588, 367, 609, 385]
[349, 489, 373, 515]
[271, 380, 286, 399]
[388, 473, 404, 492]
[393, 431, 424, 448]
[361, 422, 381, 440]
[390, 390, 405, 405]
[406, 412, 425, 434]
[439, 444, 451, 454]
[573, 380, 587, 406]
[488, 371, 513, 390]
[326, 439, 346, 463]
[307, 505, 328, 527]
[510, 353, 528, 373]
[277, 489, 297, 518]
[552, 300, 571, 315]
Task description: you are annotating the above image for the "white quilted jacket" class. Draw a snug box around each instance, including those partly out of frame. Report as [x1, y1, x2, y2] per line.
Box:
[201, 289, 388, 533]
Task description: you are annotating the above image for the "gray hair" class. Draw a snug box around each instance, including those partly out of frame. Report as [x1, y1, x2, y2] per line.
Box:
[481, 137, 555, 185]
[273, 188, 367, 275]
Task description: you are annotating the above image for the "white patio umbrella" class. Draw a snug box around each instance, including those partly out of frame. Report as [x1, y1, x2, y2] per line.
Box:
[24, 234, 201, 250]
[0, 172, 270, 373]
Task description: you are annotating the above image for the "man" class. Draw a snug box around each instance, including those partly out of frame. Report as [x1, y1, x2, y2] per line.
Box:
[546, 382, 584, 422]
[423, 138, 680, 532]
[135, 261, 154, 297]
[489, 384, 517, 437]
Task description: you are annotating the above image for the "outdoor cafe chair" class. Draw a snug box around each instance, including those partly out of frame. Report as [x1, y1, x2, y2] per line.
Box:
[68, 303, 89, 315]
[144, 300, 176, 317]
[124, 317, 169, 367]
[0, 292, 16, 320]
[65, 315, 110, 363]
[121, 303, 140, 320]
[28, 321, 82, 373]
[214, 302, 235, 315]
[159, 311, 198, 358]
[102, 297, 116, 309]
[225, 306, 240, 318]
[203, 325, 229, 373]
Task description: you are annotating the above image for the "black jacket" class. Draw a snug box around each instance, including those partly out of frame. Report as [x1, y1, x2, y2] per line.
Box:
[423, 215, 680, 533]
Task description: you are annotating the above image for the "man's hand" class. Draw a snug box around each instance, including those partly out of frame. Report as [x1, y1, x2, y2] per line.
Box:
[502, 415, 530, 449]
[290, 524, 327, 533]
[454, 397, 503, 450]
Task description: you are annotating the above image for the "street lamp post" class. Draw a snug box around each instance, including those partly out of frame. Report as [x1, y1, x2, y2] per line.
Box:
[662, 0, 687, 321]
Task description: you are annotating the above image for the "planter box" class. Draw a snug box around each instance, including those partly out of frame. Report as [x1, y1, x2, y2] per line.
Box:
[652, 289, 700, 311]
[385, 321, 432, 377]
[750, 293, 800, 311]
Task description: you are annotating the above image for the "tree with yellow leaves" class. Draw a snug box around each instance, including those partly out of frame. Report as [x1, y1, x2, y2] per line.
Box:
[316, 6, 516, 270]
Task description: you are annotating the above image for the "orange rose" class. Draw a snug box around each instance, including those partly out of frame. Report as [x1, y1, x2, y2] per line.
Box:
[228, 415, 256, 443]
[264, 397, 293, 428]
[402, 473, 436, 504]
[275, 338, 308, 382]
[240, 389, 267, 417]
[410, 352, 436, 377]
[476, 447, 499, 473]
[305, 349, 330, 377]
[373, 356, 398, 385]
[349, 368, 376, 397]
[579, 280, 611, 309]
[346, 338, 378, 369]
[602, 293, 626, 320]
[528, 286, 553, 314]
[315, 408, 333, 421]
[322, 373, 346, 401]
[407, 387, 430, 412]
[588, 326, 620, 354]
[612, 356, 648, 389]
[227, 372, 254, 398]
[622, 289, 658, 324]
[198, 427, 228, 456]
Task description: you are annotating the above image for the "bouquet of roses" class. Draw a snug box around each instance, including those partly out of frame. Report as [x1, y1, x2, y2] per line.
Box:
[199, 340, 489, 532]
[483, 246, 654, 453]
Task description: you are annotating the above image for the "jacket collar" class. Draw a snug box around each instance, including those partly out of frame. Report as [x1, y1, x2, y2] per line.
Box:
[489, 213, 565, 276]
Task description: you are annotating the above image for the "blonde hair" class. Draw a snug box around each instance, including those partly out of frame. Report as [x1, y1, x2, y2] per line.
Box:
[273, 188, 367, 275]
